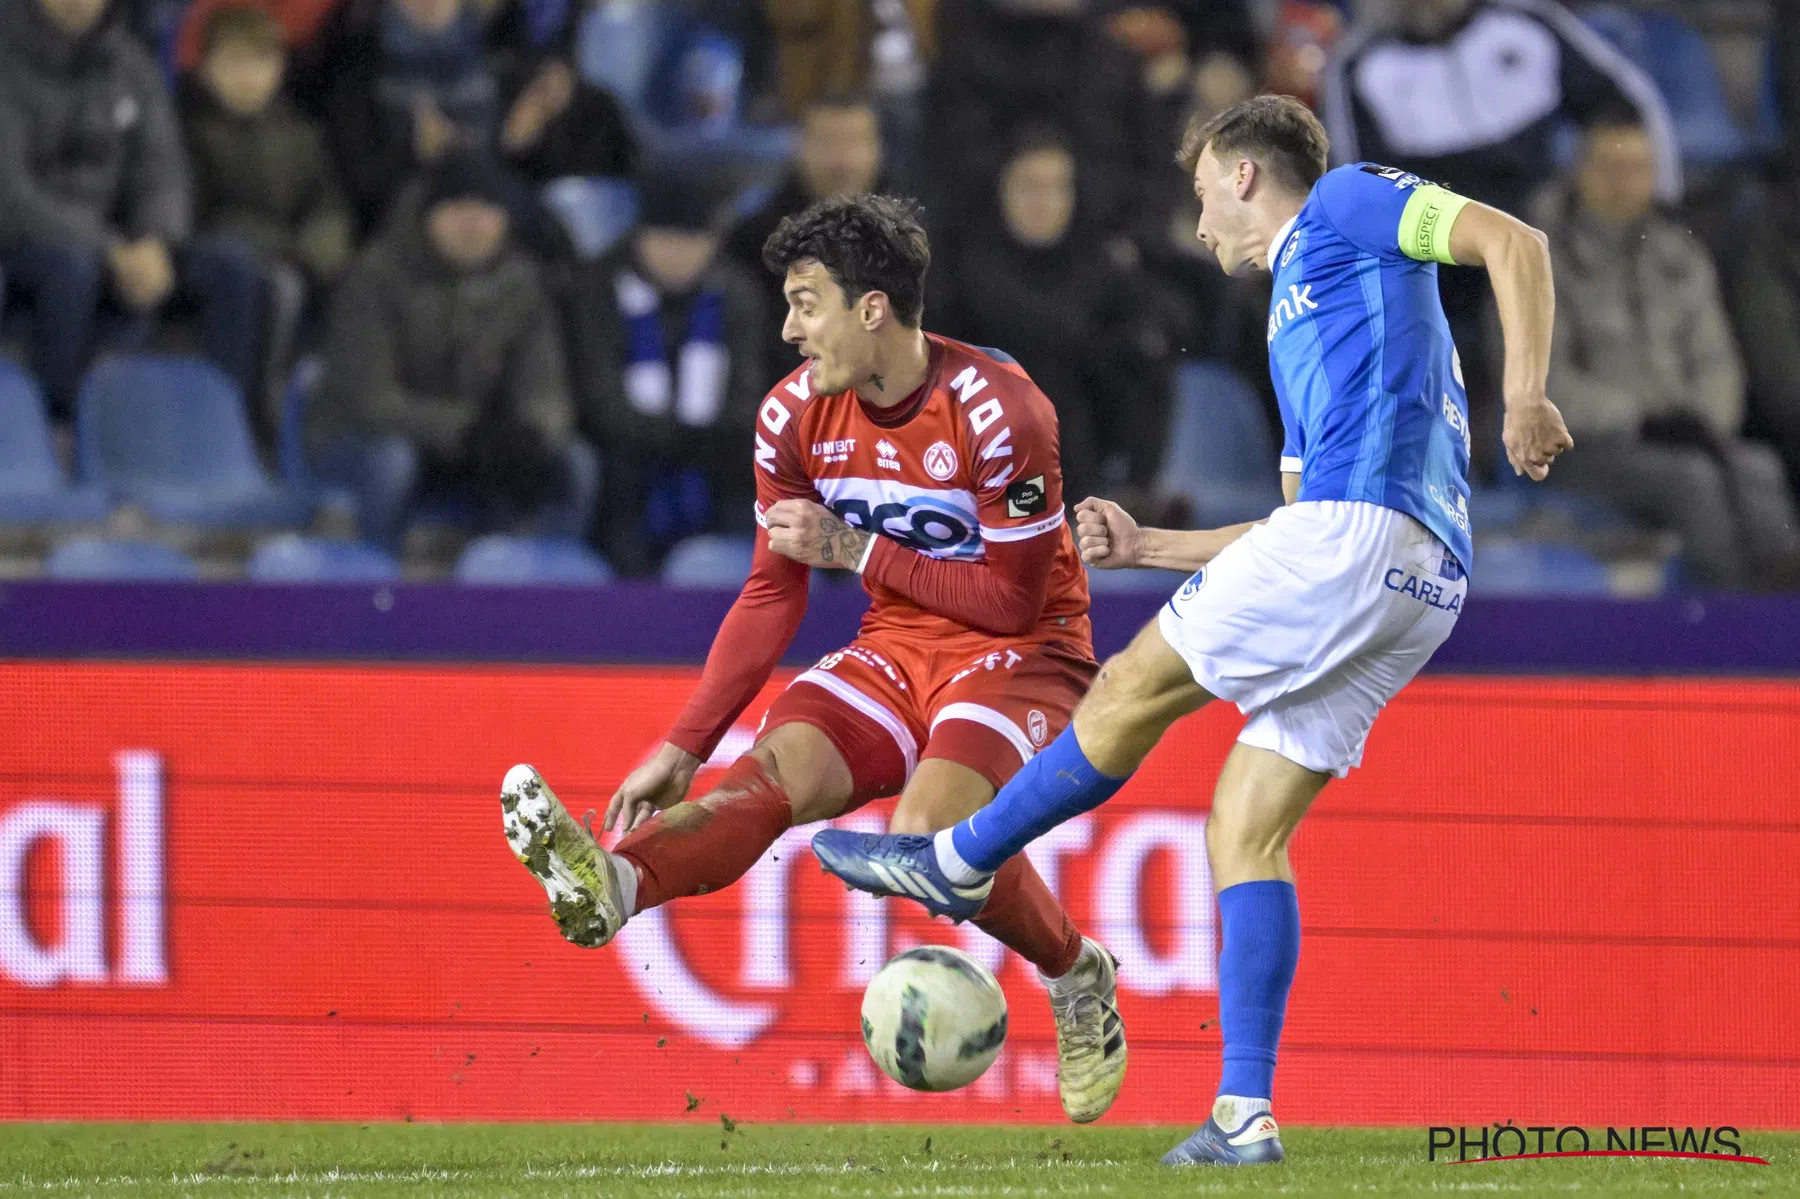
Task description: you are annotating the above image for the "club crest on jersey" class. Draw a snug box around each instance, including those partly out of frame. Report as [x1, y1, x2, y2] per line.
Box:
[876, 439, 902, 471]
[1027, 710, 1048, 747]
[923, 441, 959, 482]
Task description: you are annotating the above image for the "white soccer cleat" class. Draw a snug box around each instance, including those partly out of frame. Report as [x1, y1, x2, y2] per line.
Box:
[500, 764, 628, 948]
[1046, 936, 1128, 1123]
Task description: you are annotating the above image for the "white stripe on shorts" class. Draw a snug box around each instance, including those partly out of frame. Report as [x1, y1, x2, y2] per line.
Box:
[793, 668, 920, 777]
[930, 702, 1035, 765]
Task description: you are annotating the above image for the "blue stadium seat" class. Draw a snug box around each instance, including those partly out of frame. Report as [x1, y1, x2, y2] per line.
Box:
[44, 536, 198, 581]
[1466, 486, 1529, 536]
[662, 533, 754, 587]
[577, 0, 670, 119]
[76, 355, 314, 528]
[0, 360, 110, 525]
[1157, 360, 1286, 526]
[277, 357, 323, 488]
[1083, 566, 1191, 595]
[1469, 540, 1613, 596]
[247, 535, 401, 583]
[1583, 6, 1748, 167]
[455, 536, 615, 585]
[542, 177, 639, 260]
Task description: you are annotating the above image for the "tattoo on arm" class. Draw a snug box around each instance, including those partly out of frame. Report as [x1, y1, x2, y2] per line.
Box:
[815, 512, 872, 567]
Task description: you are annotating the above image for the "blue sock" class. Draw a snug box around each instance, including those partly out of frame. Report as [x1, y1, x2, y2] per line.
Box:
[948, 724, 1128, 873]
[1216, 880, 1300, 1101]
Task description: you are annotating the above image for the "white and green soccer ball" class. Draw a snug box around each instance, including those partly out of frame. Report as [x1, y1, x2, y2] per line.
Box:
[861, 945, 1009, 1092]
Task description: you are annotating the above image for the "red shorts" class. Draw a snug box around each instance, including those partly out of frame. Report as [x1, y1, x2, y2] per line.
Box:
[760, 634, 1097, 809]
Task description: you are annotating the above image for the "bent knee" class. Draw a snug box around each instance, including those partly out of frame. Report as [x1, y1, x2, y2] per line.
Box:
[748, 728, 849, 823]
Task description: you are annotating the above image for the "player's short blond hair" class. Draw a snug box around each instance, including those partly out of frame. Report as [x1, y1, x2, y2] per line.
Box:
[1179, 95, 1330, 197]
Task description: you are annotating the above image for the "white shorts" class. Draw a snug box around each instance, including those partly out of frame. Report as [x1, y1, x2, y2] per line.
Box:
[1157, 500, 1466, 777]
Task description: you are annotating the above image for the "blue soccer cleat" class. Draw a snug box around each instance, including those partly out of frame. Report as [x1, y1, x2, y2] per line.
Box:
[810, 830, 993, 922]
[1161, 1110, 1286, 1167]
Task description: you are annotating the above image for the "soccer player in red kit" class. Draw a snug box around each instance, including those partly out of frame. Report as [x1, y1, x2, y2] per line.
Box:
[500, 194, 1127, 1121]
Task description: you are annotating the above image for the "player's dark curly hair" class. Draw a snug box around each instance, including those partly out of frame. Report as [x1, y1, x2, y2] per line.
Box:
[761, 194, 930, 328]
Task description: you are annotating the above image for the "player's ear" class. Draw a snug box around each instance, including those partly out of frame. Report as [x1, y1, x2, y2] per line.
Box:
[860, 290, 892, 331]
[1236, 158, 1258, 199]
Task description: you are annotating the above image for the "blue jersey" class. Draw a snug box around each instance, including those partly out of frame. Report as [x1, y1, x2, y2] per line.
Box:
[1267, 162, 1475, 570]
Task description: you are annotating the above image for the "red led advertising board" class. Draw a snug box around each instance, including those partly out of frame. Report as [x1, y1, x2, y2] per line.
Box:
[2, 665, 1796, 1125]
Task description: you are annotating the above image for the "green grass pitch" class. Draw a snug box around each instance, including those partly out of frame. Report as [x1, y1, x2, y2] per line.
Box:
[0, 1124, 1792, 1197]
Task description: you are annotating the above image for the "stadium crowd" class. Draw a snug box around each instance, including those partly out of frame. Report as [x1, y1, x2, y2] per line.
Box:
[0, 0, 1796, 590]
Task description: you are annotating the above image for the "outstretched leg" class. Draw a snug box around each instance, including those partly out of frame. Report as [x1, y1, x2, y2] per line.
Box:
[811, 619, 1209, 918]
[503, 721, 856, 948]
[890, 755, 1125, 1123]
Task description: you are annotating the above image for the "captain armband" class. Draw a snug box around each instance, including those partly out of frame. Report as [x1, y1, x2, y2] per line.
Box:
[1397, 185, 1473, 266]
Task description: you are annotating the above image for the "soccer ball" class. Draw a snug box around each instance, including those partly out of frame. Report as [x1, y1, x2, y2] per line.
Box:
[861, 945, 1008, 1092]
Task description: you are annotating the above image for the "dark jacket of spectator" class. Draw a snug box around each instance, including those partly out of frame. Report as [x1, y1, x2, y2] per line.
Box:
[301, 0, 499, 232]
[0, 0, 190, 251]
[764, 0, 937, 116]
[566, 171, 769, 573]
[1321, 0, 1681, 215]
[571, 252, 768, 456]
[928, 0, 1153, 233]
[309, 185, 572, 458]
[1724, 186, 1800, 486]
[178, 76, 352, 283]
[953, 130, 1175, 507]
[484, 0, 636, 183]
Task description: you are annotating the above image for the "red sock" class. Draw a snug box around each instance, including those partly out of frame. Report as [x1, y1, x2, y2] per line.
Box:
[613, 755, 793, 912]
[971, 855, 1083, 978]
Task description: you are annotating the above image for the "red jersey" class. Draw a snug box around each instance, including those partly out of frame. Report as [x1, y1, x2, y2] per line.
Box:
[666, 335, 1092, 760]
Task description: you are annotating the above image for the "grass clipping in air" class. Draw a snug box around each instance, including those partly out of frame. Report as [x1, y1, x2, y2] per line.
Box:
[0, 1123, 1793, 1196]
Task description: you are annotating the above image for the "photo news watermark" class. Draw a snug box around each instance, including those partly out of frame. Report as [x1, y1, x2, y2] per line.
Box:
[1428, 1125, 1769, 1165]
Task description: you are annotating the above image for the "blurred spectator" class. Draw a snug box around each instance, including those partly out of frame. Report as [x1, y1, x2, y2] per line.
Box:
[764, 0, 935, 187]
[568, 170, 768, 576]
[312, 0, 500, 232]
[1321, 0, 1682, 480]
[309, 152, 592, 549]
[485, 0, 636, 185]
[1323, 0, 1680, 214]
[181, 3, 353, 418]
[1535, 116, 1800, 590]
[184, 6, 351, 286]
[726, 94, 886, 347]
[1724, 179, 1800, 492]
[0, 0, 266, 415]
[929, 0, 1155, 235]
[175, 0, 343, 72]
[1777, 0, 1799, 181]
[953, 128, 1176, 513]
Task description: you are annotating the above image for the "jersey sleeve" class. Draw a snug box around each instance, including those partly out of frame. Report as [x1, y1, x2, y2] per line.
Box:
[1315, 164, 1472, 266]
[970, 374, 1068, 544]
[665, 391, 815, 760]
[749, 381, 820, 527]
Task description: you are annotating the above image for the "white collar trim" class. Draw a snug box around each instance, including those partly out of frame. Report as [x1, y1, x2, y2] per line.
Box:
[1268, 217, 1298, 269]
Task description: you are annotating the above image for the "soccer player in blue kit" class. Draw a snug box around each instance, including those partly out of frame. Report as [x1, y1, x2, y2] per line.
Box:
[813, 95, 1575, 1164]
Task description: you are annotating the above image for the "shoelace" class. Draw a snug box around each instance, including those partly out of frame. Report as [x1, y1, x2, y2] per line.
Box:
[1051, 991, 1107, 1069]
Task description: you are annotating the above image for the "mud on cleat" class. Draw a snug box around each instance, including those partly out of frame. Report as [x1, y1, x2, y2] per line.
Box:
[1047, 938, 1128, 1124]
[1161, 1110, 1285, 1167]
[500, 763, 629, 948]
[810, 829, 992, 922]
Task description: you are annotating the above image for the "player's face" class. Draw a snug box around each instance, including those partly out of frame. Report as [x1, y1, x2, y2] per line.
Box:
[782, 261, 874, 394]
[1191, 145, 1260, 275]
